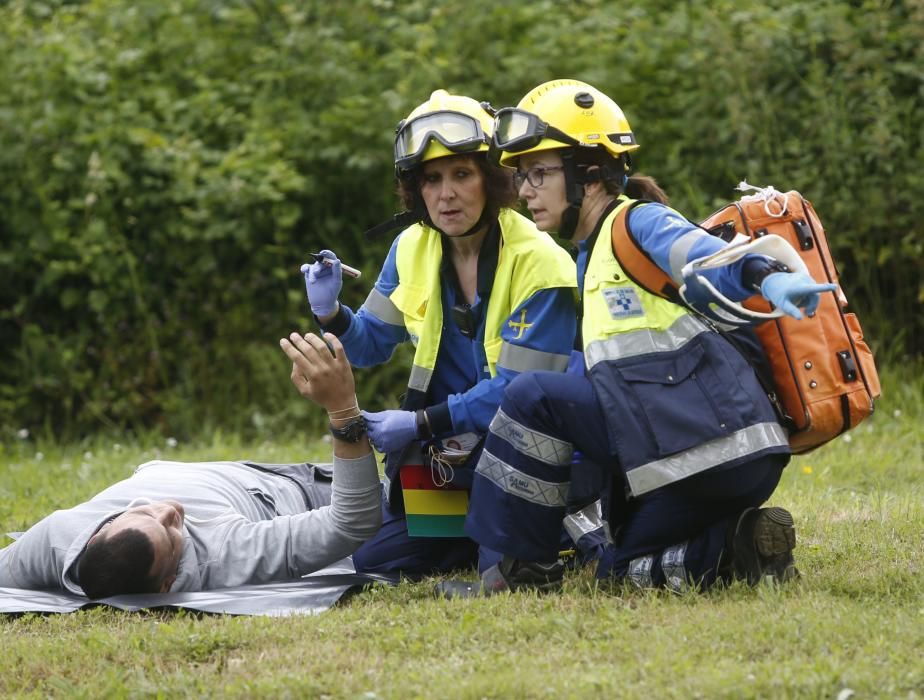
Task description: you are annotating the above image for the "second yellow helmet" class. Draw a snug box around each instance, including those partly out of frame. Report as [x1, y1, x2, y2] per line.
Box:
[493, 79, 639, 167]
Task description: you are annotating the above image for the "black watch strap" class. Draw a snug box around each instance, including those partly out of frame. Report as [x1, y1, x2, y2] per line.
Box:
[748, 259, 790, 293]
[329, 415, 367, 443]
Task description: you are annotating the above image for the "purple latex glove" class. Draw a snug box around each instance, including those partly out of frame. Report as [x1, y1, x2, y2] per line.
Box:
[760, 271, 837, 320]
[361, 409, 418, 453]
[300, 249, 342, 318]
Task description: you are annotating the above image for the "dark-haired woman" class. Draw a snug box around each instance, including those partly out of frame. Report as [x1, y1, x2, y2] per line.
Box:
[304, 90, 579, 576]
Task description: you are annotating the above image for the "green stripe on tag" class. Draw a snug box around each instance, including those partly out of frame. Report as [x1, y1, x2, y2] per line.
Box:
[405, 514, 467, 538]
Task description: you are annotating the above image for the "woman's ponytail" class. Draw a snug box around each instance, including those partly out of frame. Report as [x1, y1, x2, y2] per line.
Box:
[624, 175, 669, 204]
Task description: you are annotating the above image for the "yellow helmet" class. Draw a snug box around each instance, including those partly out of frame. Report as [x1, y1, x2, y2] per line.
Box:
[493, 79, 638, 167]
[394, 89, 494, 175]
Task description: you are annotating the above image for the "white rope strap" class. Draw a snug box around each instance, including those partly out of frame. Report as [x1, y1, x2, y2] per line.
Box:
[736, 180, 790, 217]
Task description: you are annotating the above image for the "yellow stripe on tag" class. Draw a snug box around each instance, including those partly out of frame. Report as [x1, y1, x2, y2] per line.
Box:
[403, 488, 469, 516]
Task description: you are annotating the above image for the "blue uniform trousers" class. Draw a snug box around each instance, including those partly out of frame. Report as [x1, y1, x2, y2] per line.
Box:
[351, 488, 492, 577]
[352, 480, 607, 577]
[466, 370, 787, 589]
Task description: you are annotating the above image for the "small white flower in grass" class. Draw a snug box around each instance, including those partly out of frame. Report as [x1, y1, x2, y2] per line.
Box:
[322, 434, 332, 444]
[893, 409, 902, 418]
[843, 434, 852, 443]
[84, 451, 93, 460]
[35, 452, 44, 462]
[166, 437, 178, 448]
[113, 443, 122, 452]
[16, 428, 29, 440]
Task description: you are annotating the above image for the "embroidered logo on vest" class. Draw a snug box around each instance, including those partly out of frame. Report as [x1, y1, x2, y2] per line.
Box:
[602, 287, 644, 318]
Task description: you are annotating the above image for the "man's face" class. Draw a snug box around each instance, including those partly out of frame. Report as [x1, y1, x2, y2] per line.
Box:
[92, 500, 186, 592]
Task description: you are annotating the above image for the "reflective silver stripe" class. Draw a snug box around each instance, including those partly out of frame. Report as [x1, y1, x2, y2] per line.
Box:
[362, 288, 405, 326]
[489, 408, 573, 466]
[408, 364, 433, 392]
[661, 541, 689, 593]
[584, 314, 708, 369]
[603, 520, 616, 545]
[669, 230, 710, 283]
[626, 422, 789, 496]
[627, 554, 654, 588]
[475, 449, 569, 508]
[563, 499, 604, 543]
[382, 473, 392, 504]
[497, 342, 570, 373]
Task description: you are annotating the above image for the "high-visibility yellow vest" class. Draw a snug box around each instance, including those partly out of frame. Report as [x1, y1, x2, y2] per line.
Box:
[391, 208, 576, 395]
[582, 198, 690, 348]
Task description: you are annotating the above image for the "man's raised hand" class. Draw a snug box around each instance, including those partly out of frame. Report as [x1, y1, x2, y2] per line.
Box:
[279, 332, 356, 412]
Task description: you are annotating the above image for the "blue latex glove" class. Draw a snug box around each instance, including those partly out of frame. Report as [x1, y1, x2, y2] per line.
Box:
[361, 409, 418, 453]
[300, 249, 342, 318]
[760, 271, 837, 320]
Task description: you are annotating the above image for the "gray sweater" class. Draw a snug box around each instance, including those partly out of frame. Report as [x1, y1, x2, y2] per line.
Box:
[0, 455, 382, 595]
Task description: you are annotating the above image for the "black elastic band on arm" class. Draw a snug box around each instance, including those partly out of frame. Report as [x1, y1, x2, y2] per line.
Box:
[318, 305, 351, 336]
[425, 401, 453, 437]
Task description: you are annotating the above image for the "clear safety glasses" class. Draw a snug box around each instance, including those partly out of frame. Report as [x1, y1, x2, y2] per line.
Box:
[394, 110, 488, 170]
[492, 107, 580, 153]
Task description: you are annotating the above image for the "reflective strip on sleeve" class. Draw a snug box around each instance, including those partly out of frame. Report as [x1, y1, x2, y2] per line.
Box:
[584, 314, 708, 369]
[497, 342, 570, 373]
[627, 554, 655, 589]
[362, 288, 405, 327]
[408, 364, 433, 393]
[669, 230, 710, 283]
[563, 500, 604, 544]
[625, 422, 789, 496]
[475, 449, 569, 508]
[489, 409, 573, 466]
[661, 541, 689, 594]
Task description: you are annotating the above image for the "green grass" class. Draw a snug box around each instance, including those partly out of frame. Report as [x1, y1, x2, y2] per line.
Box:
[1, 368, 922, 699]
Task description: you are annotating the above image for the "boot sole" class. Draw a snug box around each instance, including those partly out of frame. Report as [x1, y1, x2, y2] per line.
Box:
[754, 507, 796, 557]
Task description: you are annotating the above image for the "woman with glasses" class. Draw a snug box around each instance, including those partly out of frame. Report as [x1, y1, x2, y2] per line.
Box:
[441, 79, 835, 596]
[303, 90, 580, 576]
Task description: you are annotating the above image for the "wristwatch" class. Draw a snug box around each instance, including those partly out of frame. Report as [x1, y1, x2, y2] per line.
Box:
[749, 259, 790, 292]
[329, 415, 368, 443]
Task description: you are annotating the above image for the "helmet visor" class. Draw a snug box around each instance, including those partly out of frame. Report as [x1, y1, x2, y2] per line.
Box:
[395, 111, 486, 170]
[493, 107, 580, 154]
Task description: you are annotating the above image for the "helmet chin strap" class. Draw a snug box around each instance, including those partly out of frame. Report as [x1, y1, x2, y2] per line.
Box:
[558, 151, 628, 240]
[364, 191, 492, 241]
[431, 208, 492, 238]
[558, 150, 587, 241]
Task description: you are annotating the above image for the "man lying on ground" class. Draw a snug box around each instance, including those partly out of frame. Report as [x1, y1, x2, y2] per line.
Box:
[0, 332, 382, 599]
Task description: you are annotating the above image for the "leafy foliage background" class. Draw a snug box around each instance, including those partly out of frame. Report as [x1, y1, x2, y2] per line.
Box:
[1, 0, 921, 439]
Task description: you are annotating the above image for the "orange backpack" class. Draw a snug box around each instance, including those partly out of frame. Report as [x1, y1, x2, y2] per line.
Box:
[611, 187, 881, 453]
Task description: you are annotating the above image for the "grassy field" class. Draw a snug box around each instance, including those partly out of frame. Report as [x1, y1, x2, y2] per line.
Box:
[1, 369, 922, 699]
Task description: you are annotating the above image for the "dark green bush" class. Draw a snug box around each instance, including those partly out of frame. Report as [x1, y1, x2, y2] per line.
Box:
[1, 0, 920, 439]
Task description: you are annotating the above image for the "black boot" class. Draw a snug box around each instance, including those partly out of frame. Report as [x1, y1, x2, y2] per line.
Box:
[435, 556, 565, 599]
[724, 507, 799, 585]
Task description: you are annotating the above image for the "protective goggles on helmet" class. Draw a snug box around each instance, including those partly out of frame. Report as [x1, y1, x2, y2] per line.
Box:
[492, 107, 580, 153]
[394, 110, 488, 171]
